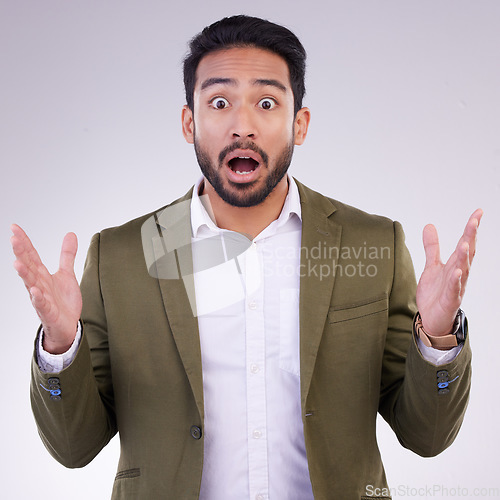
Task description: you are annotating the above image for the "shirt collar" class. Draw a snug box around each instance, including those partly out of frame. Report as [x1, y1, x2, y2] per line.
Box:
[190, 175, 302, 238]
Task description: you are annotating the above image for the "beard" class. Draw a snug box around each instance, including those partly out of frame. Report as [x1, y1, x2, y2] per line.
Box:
[194, 135, 294, 208]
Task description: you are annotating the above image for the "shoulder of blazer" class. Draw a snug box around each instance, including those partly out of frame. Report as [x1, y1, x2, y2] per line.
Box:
[96, 187, 195, 241]
[293, 177, 395, 230]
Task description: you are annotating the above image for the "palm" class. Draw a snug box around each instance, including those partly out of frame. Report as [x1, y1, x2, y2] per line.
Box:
[37, 262, 82, 336]
[416, 209, 482, 336]
[417, 250, 462, 335]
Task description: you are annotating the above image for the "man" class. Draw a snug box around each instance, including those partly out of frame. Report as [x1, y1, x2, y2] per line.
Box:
[11, 15, 482, 500]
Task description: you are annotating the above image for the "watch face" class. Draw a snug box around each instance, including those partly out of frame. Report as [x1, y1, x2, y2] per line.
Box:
[456, 311, 467, 343]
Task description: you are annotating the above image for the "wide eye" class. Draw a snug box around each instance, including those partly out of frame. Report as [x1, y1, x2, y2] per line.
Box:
[258, 98, 276, 110]
[210, 97, 229, 109]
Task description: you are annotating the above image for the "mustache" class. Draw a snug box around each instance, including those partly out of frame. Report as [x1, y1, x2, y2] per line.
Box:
[218, 141, 269, 166]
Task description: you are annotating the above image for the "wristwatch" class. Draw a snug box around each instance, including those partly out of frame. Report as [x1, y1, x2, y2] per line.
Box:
[415, 309, 467, 351]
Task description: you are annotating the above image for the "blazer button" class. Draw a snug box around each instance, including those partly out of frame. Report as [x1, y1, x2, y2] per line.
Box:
[190, 426, 202, 440]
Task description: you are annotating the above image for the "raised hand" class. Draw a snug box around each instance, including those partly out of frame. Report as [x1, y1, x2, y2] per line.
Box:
[11, 224, 82, 354]
[416, 209, 483, 336]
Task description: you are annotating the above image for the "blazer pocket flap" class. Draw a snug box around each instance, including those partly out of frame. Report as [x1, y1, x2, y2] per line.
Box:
[329, 296, 388, 324]
[115, 468, 141, 480]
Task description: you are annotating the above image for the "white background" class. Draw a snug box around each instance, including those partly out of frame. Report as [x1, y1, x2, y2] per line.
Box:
[1, 1, 499, 498]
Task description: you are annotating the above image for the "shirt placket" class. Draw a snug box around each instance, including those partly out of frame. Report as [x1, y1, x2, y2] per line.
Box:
[243, 240, 269, 500]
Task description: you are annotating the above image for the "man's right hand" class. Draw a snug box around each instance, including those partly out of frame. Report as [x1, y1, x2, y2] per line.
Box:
[11, 224, 82, 354]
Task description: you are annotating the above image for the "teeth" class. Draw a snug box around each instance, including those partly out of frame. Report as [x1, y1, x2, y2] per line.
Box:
[235, 170, 251, 175]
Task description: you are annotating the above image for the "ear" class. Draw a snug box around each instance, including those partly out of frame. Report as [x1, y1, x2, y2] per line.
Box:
[182, 105, 194, 144]
[293, 107, 311, 146]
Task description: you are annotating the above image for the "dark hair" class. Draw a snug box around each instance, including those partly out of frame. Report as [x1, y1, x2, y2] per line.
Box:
[183, 15, 306, 115]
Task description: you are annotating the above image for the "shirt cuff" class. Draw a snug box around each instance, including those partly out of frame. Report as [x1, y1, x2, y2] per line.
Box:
[416, 336, 463, 365]
[37, 322, 82, 373]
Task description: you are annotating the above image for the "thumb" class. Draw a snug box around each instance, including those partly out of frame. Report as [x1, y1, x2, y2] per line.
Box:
[59, 232, 78, 273]
[422, 224, 441, 268]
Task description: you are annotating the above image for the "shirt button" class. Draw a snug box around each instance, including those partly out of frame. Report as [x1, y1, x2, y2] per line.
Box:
[252, 429, 262, 439]
[250, 364, 260, 374]
[248, 300, 257, 310]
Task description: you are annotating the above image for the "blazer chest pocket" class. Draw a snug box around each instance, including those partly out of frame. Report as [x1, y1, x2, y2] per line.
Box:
[328, 295, 388, 324]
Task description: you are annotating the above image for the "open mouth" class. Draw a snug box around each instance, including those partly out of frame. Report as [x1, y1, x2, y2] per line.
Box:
[228, 156, 259, 175]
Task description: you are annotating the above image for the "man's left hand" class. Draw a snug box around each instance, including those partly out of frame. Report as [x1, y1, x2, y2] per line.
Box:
[416, 208, 483, 337]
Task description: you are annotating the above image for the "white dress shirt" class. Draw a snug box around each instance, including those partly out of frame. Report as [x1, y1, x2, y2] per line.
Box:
[191, 177, 313, 499]
[37, 176, 462, 499]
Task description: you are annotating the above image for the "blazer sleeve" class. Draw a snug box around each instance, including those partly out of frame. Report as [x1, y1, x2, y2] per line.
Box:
[30, 233, 117, 468]
[378, 221, 472, 457]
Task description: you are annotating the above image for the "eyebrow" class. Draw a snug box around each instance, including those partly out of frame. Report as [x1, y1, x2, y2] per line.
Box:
[200, 77, 288, 93]
[200, 77, 236, 91]
[253, 79, 287, 93]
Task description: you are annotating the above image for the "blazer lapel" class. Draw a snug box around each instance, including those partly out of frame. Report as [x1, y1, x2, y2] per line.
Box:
[295, 180, 342, 412]
[148, 189, 205, 420]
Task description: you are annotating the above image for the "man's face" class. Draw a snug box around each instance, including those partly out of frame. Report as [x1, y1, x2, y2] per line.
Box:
[182, 47, 309, 207]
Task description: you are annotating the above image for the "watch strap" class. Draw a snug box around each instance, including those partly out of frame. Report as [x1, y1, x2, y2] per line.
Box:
[415, 309, 465, 351]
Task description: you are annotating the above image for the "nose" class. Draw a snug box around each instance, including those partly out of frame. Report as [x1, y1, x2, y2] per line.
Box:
[231, 105, 256, 139]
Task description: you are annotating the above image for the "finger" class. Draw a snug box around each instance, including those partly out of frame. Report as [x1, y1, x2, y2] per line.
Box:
[11, 229, 53, 292]
[447, 209, 482, 270]
[422, 224, 441, 267]
[29, 286, 55, 323]
[10, 224, 44, 270]
[30, 286, 47, 312]
[447, 268, 462, 307]
[462, 208, 483, 266]
[13, 259, 39, 290]
[436, 266, 463, 316]
[455, 242, 471, 297]
[59, 232, 78, 274]
[470, 208, 484, 226]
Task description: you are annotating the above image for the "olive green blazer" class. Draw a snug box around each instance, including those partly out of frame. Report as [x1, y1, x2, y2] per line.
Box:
[31, 180, 471, 500]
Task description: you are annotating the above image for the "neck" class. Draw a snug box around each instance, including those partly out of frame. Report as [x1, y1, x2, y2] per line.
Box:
[200, 176, 289, 240]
